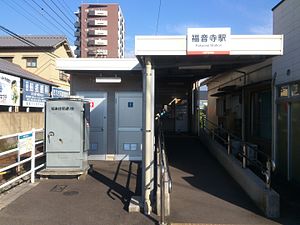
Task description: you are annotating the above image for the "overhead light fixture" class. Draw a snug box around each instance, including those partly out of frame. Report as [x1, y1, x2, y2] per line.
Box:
[95, 77, 121, 83]
[178, 65, 211, 70]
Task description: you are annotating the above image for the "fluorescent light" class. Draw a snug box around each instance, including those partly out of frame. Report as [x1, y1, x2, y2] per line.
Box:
[178, 65, 211, 70]
[95, 77, 121, 83]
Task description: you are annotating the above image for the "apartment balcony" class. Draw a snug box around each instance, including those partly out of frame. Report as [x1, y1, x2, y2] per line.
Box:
[74, 21, 80, 28]
[88, 19, 108, 26]
[88, 49, 108, 56]
[74, 40, 80, 46]
[88, 29, 108, 36]
[88, 39, 108, 46]
[88, 9, 108, 17]
[74, 31, 80, 37]
[74, 49, 80, 56]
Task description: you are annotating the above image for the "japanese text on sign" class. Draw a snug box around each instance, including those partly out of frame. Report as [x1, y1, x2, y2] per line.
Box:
[187, 28, 231, 55]
[18, 131, 35, 155]
[22, 79, 50, 108]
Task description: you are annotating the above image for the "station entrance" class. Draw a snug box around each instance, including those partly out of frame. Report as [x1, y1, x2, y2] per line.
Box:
[56, 32, 283, 221]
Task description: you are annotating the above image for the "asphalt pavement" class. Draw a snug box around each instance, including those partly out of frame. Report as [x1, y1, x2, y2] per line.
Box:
[0, 135, 299, 225]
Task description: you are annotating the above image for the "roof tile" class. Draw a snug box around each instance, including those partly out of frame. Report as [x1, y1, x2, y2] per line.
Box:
[0, 35, 67, 48]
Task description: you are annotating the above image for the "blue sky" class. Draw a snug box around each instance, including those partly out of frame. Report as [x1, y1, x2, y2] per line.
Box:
[0, 0, 280, 57]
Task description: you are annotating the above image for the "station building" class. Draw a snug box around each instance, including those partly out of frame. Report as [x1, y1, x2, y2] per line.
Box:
[272, 0, 300, 185]
[57, 29, 283, 212]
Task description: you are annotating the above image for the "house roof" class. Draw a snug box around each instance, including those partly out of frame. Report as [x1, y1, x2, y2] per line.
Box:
[0, 35, 68, 48]
[0, 59, 55, 85]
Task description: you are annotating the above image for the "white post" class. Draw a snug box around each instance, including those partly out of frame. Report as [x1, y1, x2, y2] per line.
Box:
[31, 129, 36, 183]
[17, 132, 21, 173]
[143, 57, 154, 215]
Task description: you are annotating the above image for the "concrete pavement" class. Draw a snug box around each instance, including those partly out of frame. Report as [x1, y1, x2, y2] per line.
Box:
[0, 135, 299, 224]
[165, 135, 300, 225]
[0, 161, 157, 225]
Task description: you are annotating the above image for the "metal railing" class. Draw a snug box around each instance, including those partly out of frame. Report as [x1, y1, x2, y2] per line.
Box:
[0, 129, 45, 191]
[200, 117, 275, 189]
[155, 111, 172, 225]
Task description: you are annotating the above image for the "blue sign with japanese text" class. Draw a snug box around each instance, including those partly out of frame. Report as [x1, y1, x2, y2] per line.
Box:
[22, 79, 50, 107]
[51, 87, 70, 98]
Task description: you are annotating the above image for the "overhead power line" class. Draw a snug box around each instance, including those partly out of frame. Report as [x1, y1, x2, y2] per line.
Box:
[49, 0, 74, 25]
[23, 0, 70, 36]
[155, 0, 162, 35]
[0, 0, 49, 34]
[30, 0, 73, 36]
[0, 25, 59, 58]
[41, 0, 74, 30]
[60, 0, 76, 19]
[5, 0, 57, 35]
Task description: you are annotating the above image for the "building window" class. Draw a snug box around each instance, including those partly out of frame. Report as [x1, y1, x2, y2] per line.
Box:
[251, 90, 272, 140]
[59, 71, 70, 82]
[279, 85, 289, 98]
[291, 82, 300, 96]
[26, 57, 37, 68]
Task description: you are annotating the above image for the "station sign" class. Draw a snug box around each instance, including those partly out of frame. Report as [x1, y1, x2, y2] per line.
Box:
[0, 72, 20, 106]
[187, 27, 231, 55]
[22, 79, 50, 108]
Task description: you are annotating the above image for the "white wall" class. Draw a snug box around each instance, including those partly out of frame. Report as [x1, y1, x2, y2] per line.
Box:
[71, 72, 143, 154]
[273, 0, 300, 84]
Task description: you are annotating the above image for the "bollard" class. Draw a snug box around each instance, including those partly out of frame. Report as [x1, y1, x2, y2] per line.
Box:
[242, 144, 247, 168]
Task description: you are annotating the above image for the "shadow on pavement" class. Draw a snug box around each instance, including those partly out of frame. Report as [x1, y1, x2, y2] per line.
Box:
[89, 160, 141, 211]
[165, 135, 300, 224]
[165, 135, 263, 214]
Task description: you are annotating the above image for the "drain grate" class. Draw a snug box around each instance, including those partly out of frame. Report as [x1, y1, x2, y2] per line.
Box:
[63, 190, 79, 196]
[50, 185, 68, 192]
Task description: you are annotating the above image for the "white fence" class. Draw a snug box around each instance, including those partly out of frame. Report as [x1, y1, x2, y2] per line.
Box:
[0, 128, 45, 190]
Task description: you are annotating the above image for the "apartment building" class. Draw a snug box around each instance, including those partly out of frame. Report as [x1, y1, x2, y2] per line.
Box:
[74, 3, 125, 58]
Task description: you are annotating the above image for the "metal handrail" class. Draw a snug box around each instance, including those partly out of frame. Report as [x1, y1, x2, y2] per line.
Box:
[155, 111, 172, 225]
[205, 119, 271, 159]
[200, 116, 275, 189]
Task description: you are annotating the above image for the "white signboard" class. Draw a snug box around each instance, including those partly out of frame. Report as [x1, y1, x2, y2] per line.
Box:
[0, 73, 20, 106]
[187, 28, 231, 55]
[18, 130, 35, 155]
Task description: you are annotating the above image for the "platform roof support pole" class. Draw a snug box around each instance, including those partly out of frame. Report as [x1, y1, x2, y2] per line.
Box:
[142, 56, 154, 214]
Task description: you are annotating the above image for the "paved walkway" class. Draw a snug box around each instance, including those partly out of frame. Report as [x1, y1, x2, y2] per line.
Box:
[165, 135, 300, 225]
[0, 161, 157, 225]
[0, 136, 299, 225]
